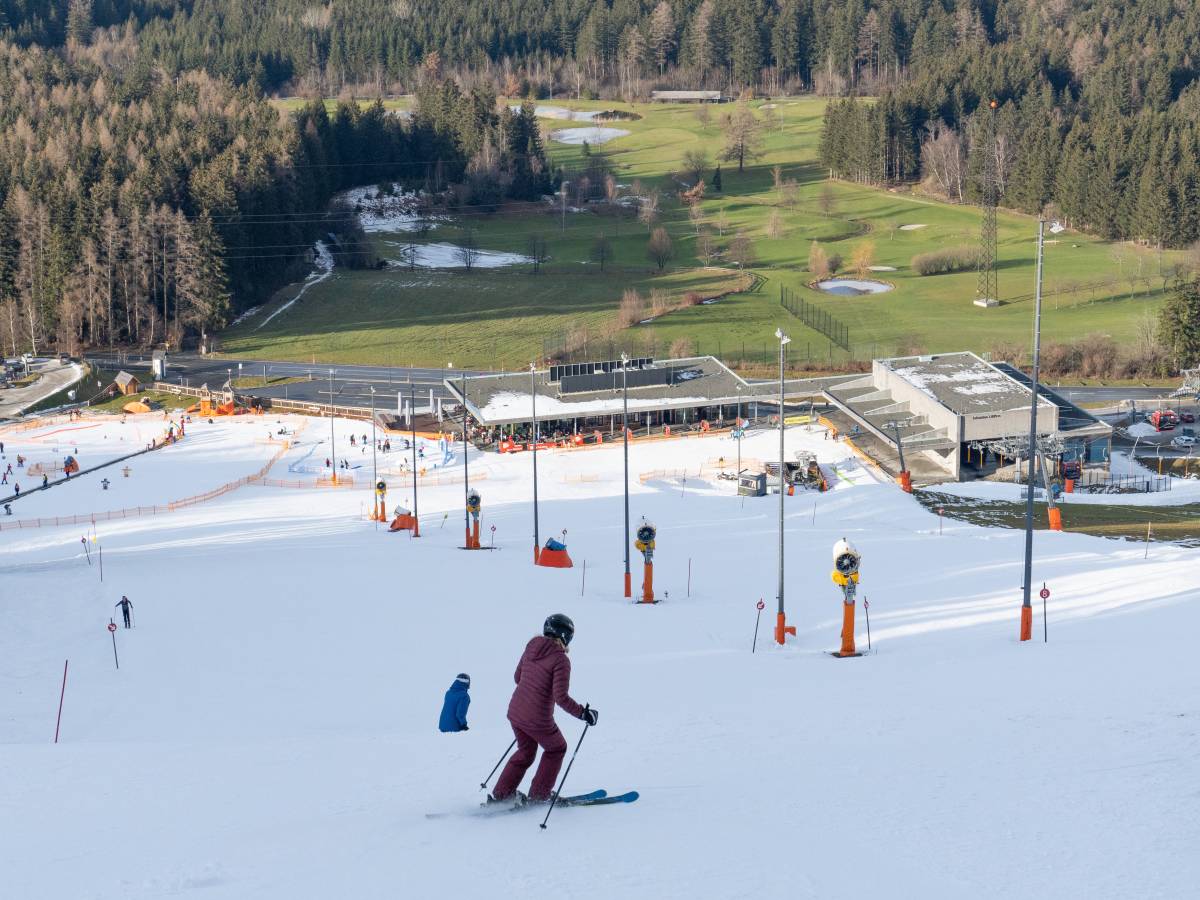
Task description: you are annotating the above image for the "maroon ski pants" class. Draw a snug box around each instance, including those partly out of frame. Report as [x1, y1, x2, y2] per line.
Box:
[492, 721, 567, 802]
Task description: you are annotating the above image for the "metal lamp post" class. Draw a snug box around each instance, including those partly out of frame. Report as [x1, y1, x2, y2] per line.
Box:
[460, 368, 471, 550]
[774, 328, 794, 644]
[622, 352, 631, 598]
[409, 383, 420, 536]
[369, 386, 378, 519]
[531, 361, 540, 563]
[1020, 220, 1046, 642]
[736, 384, 743, 477]
[328, 368, 336, 484]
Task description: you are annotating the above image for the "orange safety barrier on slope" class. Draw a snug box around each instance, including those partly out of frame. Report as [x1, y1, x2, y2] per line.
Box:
[0, 421, 303, 532]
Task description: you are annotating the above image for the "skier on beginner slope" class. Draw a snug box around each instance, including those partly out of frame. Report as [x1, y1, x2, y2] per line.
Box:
[489, 614, 598, 805]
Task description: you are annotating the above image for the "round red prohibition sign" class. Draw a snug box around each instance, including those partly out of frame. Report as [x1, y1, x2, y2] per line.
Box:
[1039, 587, 1050, 600]
[107, 623, 117, 633]
[756, 600, 766, 611]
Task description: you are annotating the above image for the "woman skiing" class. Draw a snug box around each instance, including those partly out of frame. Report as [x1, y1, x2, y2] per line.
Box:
[490, 614, 597, 804]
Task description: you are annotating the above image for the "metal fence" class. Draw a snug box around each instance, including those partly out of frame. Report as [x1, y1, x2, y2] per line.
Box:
[1073, 471, 1173, 494]
[780, 286, 851, 351]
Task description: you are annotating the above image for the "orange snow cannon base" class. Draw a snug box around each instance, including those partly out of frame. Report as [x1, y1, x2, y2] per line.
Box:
[536, 540, 573, 568]
[1047, 507, 1063, 531]
[1020, 605, 1033, 642]
[774, 612, 796, 645]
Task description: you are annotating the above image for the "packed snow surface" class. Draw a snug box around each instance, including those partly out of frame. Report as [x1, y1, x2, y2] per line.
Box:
[899, 223, 928, 230]
[3, 413, 1198, 899]
[550, 126, 630, 145]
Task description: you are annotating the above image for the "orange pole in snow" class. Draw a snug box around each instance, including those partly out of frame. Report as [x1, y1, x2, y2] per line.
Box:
[472, 520, 480, 549]
[839, 601, 856, 656]
[1020, 605, 1033, 642]
[774, 612, 796, 645]
[624, 570, 631, 598]
[641, 561, 654, 603]
[1047, 507, 1063, 531]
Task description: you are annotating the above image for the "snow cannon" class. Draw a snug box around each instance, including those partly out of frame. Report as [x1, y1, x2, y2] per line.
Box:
[635, 521, 657, 604]
[535, 536, 573, 568]
[63, 455, 79, 476]
[830, 538, 863, 658]
[389, 504, 417, 533]
[465, 488, 482, 548]
[372, 479, 388, 522]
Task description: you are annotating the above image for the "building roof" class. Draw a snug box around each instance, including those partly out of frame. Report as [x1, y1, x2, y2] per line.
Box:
[991, 363, 1112, 438]
[649, 90, 723, 100]
[880, 352, 1055, 416]
[445, 356, 852, 426]
[114, 371, 139, 387]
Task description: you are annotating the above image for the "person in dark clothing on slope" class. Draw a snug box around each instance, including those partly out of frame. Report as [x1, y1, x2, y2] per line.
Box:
[490, 614, 597, 804]
[439, 673, 471, 732]
[115, 595, 133, 629]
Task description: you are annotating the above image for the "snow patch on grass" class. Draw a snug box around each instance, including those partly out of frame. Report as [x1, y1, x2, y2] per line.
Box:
[550, 126, 630, 145]
[257, 241, 333, 330]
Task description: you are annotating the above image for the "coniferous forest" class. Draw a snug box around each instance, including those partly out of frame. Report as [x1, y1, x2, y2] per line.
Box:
[2, 0, 1200, 353]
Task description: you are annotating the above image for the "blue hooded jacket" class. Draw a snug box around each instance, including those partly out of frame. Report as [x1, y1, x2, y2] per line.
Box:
[439, 675, 471, 732]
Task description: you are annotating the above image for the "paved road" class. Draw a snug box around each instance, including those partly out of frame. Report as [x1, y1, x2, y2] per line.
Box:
[84, 352, 486, 411]
[82, 352, 1198, 414]
[0, 361, 84, 419]
[1050, 385, 1189, 405]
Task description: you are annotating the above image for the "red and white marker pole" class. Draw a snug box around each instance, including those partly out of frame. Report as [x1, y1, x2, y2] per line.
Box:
[108, 620, 119, 670]
[1040, 584, 1050, 643]
[752, 600, 765, 653]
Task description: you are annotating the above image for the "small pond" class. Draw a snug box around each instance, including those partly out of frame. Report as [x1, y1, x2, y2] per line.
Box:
[815, 278, 894, 296]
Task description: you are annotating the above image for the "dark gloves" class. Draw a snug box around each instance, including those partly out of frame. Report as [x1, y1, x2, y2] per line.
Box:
[581, 706, 598, 726]
[461, 724, 469, 731]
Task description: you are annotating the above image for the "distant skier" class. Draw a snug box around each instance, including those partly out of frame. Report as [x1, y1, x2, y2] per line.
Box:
[439, 673, 471, 732]
[41, 474, 48, 487]
[490, 614, 597, 805]
[115, 595, 133, 629]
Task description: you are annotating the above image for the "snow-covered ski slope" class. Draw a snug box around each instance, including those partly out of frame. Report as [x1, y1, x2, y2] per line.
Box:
[2, 413, 1197, 899]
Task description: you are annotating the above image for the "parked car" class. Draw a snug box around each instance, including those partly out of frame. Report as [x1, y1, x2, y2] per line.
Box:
[1171, 434, 1196, 449]
[1150, 409, 1179, 431]
[1180, 411, 1195, 424]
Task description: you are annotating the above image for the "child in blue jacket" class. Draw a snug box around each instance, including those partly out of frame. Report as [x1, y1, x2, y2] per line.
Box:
[439, 673, 471, 732]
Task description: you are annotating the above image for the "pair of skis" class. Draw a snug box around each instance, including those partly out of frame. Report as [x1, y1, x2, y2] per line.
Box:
[426, 789, 638, 820]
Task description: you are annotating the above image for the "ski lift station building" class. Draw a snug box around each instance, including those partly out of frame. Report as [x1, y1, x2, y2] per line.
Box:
[445, 352, 1110, 483]
[823, 352, 1112, 480]
[445, 356, 841, 434]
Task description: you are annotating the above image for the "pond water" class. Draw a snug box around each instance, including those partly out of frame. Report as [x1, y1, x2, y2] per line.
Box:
[816, 278, 894, 296]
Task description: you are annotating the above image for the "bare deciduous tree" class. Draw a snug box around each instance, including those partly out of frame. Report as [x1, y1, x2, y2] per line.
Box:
[590, 233, 613, 272]
[647, 227, 674, 270]
[728, 231, 756, 269]
[920, 120, 967, 203]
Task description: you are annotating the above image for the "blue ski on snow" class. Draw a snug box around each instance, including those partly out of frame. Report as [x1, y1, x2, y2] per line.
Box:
[425, 790, 608, 819]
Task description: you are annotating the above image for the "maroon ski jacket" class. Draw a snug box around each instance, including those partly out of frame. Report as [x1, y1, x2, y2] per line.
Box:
[507, 636, 585, 732]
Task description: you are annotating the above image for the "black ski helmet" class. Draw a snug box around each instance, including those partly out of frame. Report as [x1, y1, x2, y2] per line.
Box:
[543, 613, 575, 646]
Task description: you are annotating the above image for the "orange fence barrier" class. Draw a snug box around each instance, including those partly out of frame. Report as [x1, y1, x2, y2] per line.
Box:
[0, 423, 301, 532]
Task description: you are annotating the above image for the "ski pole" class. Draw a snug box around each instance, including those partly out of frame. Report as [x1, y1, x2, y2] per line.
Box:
[541, 713, 590, 830]
[480, 739, 517, 790]
[864, 597, 872, 651]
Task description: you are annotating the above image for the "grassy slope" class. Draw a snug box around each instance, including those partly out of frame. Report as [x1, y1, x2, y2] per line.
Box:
[224, 97, 1174, 369]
